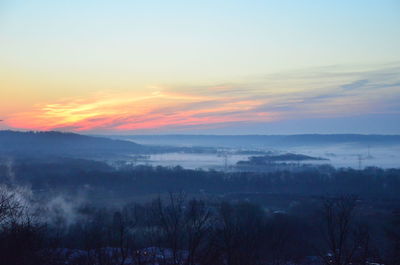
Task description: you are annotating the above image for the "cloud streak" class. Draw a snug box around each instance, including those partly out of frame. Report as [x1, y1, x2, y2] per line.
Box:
[5, 64, 400, 133]
[6, 90, 272, 132]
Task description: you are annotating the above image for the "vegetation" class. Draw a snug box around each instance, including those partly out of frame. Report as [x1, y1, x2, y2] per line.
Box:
[0, 131, 399, 264]
[0, 156, 399, 264]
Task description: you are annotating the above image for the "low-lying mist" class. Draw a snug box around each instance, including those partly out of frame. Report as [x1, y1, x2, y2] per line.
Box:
[0, 131, 399, 265]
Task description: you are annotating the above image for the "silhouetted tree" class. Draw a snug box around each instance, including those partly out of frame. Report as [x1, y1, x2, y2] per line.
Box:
[317, 196, 371, 265]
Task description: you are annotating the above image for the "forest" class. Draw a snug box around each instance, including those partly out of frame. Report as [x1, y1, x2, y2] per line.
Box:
[0, 156, 399, 265]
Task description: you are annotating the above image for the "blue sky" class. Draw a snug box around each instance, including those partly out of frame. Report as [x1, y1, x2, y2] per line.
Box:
[0, 0, 399, 133]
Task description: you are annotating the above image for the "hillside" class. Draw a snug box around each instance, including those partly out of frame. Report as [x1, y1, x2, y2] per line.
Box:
[0, 130, 149, 157]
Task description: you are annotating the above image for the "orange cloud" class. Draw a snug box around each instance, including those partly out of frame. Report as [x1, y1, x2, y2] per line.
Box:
[6, 89, 273, 132]
[6, 64, 398, 132]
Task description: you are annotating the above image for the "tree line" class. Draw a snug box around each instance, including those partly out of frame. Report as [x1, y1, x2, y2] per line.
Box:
[0, 190, 399, 265]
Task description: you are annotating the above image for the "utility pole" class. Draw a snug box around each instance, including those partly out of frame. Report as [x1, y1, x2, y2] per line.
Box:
[357, 155, 363, 170]
[224, 154, 228, 172]
[218, 151, 230, 172]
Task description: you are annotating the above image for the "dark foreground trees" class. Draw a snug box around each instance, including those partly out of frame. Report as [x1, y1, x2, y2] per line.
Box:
[1, 155, 400, 265]
[0, 186, 46, 265]
[0, 187, 399, 265]
[316, 196, 371, 265]
[385, 212, 400, 265]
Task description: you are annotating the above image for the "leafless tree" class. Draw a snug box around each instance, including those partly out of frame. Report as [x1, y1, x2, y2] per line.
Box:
[0, 186, 22, 224]
[384, 212, 400, 265]
[111, 205, 139, 265]
[0, 186, 46, 265]
[151, 192, 187, 265]
[318, 195, 368, 265]
[217, 202, 265, 265]
[184, 199, 212, 265]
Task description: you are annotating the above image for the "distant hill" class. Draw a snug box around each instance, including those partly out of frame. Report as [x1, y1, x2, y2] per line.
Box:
[3, 131, 400, 159]
[109, 134, 400, 148]
[0, 130, 149, 157]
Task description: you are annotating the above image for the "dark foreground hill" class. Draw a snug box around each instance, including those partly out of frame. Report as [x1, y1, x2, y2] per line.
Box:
[0, 130, 150, 157]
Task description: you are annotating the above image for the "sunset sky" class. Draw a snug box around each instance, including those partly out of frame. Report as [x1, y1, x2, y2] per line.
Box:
[1, 0, 399, 134]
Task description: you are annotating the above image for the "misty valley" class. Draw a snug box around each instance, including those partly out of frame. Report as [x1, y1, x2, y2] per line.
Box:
[113, 134, 400, 170]
[0, 131, 399, 265]
[2, 1, 400, 265]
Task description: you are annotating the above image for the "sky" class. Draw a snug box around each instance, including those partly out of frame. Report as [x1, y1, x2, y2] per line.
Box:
[0, 0, 399, 134]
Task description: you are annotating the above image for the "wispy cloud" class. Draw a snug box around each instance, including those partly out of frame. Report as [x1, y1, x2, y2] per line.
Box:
[5, 63, 400, 133]
[6, 89, 271, 132]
